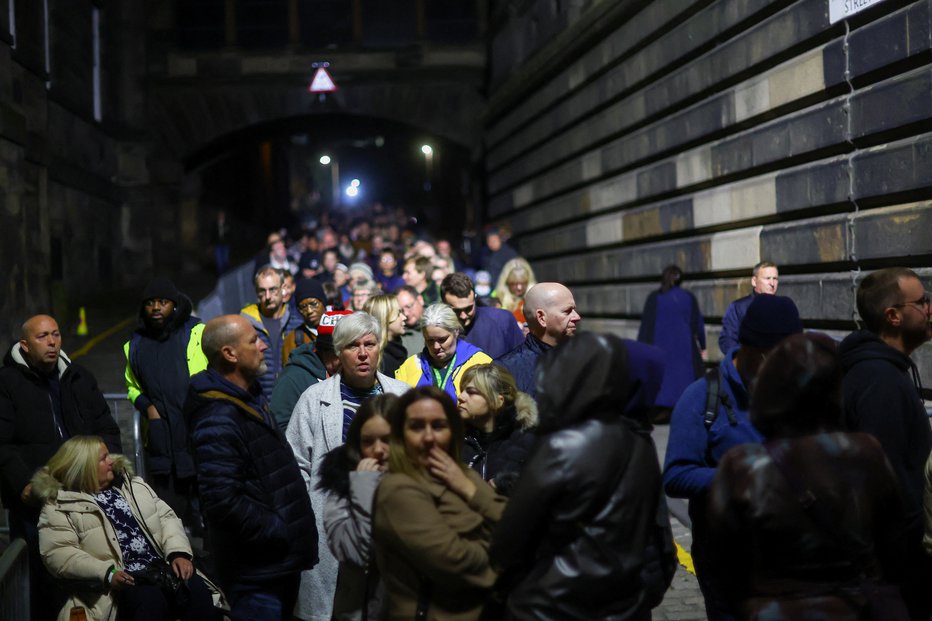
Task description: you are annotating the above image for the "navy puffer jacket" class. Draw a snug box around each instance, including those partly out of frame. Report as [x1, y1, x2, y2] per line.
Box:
[185, 368, 318, 583]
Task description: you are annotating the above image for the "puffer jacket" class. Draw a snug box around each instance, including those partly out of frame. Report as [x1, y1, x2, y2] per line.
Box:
[490, 334, 675, 620]
[240, 302, 303, 397]
[317, 445, 386, 621]
[494, 333, 551, 398]
[33, 456, 223, 621]
[185, 368, 318, 585]
[462, 398, 537, 495]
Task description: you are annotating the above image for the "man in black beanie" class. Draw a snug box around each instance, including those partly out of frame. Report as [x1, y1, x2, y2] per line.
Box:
[281, 278, 328, 364]
[663, 294, 802, 621]
[124, 276, 207, 528]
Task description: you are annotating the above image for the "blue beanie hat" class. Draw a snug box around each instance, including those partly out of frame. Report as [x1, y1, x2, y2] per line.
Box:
[738, 295, 803, 349]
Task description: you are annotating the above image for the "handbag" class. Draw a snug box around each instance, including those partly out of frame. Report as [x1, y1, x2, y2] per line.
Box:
[764, 442, 909, 621]
[131, 562, 190, 611]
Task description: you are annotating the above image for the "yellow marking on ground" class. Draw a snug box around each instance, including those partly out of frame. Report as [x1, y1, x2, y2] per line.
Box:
[676, 541, 696, 575]
[70, 317, 135, 359]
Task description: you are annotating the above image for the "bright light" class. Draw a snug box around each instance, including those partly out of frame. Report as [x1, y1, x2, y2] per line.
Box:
[421, 144, 433, 156]
[350, 178, 360, 187]
[345, 185, 359, 198]
[319, 155, 331, 165]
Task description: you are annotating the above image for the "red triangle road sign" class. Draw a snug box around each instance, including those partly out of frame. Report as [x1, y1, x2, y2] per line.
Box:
[309, 67, 337, 93]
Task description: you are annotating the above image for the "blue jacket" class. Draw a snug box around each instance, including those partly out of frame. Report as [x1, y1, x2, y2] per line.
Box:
[662, 354, 762, 501]
[463, 306, 524, 360]
[718, 293, 755, 355]
[185, 369, 317, 584]
[240, 303, 303, 398]
[495, 333, 552, 398]
[395, 339, 491, 400]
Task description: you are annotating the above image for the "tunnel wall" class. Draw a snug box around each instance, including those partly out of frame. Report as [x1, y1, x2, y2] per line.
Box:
[485, 0, 932, 386]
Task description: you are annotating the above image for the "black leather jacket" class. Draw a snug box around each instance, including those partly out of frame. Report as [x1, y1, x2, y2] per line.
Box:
[490, 334, 674, 620]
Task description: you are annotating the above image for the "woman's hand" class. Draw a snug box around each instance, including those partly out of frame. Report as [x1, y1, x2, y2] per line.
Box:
[428, 447, 476, 501]
[171, 557, 194, 580]
[110, 569, 135, 590]
[357, 457, 384, 472]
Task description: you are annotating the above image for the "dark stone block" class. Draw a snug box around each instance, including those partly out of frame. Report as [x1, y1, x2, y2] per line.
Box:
[853, 131, 932, 199]
[854, 202, 932, 259]
[637, 161, 677, 198]
[822, 39, 848, 87]
[849, 68, 932, 139]
[848, 1, 931, 79]
[775, 157, 850, 212]
[760, 215, 849, 265]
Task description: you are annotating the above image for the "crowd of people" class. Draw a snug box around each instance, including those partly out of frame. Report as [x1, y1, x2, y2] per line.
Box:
[1, 211, 930, 621]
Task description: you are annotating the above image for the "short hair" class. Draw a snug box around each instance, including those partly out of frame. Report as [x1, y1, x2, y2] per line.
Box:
[406, 256, 432, 276]
[421, 303, 461, 337]
[750, 333, 843, 438]
[387, 386, 465, 477]
[42, 436, 107, 494]
[202, 316, 243, 366]
[396, 284, 420, 300]
[752, 261, 778, 277]
[856, 267, 920, 333]
[254, 265, 283, 288]
[343, 394, 399, 468]
[440, 272, 474, 299]
[333, 312, 381, 352]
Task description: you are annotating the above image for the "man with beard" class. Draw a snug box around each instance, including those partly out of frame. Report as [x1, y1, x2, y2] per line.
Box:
[839, 267, 932, 620]
[441, 272, 524, 359]
[241, 266, 302, 397]
[124, 277, 207, 525]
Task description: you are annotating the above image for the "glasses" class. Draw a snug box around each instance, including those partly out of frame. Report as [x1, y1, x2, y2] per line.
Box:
[298, 300, 324, 312]
[451, 304, 474, 317]
[893, 292, 931, 311]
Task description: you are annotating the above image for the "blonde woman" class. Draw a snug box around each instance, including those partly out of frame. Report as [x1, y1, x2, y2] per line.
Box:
[364, 294, 409, 375]
[33, 436, 222, 621]
[457, 364, 537, 495]
[494, 258, 537, 326]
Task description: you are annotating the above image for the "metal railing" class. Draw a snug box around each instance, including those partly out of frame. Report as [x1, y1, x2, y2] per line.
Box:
[0, 539, 29, 621]
[103, 393, 146, 480]
[196, 261, 257, 322]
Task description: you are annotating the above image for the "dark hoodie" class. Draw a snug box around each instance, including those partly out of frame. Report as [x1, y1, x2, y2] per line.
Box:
[125, 292, 202, 478]
[269, 342, 329, 432]
[462, 401, 537, 496]
[490, 334, 675, 620]
[839, 329, 930, 531]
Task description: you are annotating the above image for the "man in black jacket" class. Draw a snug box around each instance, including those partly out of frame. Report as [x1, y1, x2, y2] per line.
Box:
[0, 314, 122, 621]
[186, 314, 317, 620]
[839, 267, 932, 620]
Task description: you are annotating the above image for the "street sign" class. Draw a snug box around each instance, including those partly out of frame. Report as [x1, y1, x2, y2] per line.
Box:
[829, 0, 887, 24]
[309, 67, 337, 93]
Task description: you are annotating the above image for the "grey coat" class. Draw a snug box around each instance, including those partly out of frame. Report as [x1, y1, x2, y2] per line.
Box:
[287, 372, 409, 621]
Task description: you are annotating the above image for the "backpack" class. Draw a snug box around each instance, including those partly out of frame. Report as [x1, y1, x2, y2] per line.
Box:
[703, 367, 736, 429]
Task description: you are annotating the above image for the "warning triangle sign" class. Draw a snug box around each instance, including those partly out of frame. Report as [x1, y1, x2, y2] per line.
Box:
[309, 67, 337, 93]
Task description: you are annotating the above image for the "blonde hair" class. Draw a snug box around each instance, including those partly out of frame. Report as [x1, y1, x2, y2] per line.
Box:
[45, 436, 106, 493]
[459, 364, 537, 422]
[364, 294, 402, 353]
[495, 258, 537, 312]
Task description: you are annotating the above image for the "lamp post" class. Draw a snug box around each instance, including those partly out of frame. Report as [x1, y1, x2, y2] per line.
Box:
[319, 154, 340, 208]
[421, 144, 433, 192]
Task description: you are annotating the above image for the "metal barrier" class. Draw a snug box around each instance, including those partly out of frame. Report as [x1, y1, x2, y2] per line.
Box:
[103, 393, 146, 480]
[0, 539, 29, 621]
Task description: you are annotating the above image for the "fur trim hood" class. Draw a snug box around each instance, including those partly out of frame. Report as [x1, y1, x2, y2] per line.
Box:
[5, 342, 73, 379]
[30, 454, 135, 504]
[316, 444, 353, 500]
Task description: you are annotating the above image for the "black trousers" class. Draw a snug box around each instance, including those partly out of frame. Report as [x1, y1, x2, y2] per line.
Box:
[117, 571, 218, 621]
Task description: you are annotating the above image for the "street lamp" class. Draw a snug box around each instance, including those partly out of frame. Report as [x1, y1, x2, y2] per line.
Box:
[319, 154, 339, 208]
[421, 144, 433, 192]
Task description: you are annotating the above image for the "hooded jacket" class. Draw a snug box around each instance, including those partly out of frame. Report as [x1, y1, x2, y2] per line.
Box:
[394, 339, 491, 401]
[839, 329, 930, 533]
[462, 399, 537, 496]
[185, 368, 318, 584]
[269, 342, 329, 432]
[490, 334, 675, 620]
[33, 455, 222, 621]
[0, 345, 122, 508]
[123, 293, 206, 477]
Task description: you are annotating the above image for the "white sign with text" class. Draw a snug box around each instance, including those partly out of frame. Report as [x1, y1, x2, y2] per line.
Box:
[829, 0, 887, 24]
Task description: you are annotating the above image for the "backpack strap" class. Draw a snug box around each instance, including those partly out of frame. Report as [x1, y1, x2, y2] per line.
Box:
[198, 390, 266, 424]
[703, 367, 737, 429]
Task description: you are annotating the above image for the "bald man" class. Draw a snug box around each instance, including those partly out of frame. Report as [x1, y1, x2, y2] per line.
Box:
[496, 283, 581, 397]
[185, 315, 317, 619]
[0, 314, 122, 620]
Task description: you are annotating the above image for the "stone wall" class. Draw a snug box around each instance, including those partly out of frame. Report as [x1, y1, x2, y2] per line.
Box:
[485, 0, 932, 388]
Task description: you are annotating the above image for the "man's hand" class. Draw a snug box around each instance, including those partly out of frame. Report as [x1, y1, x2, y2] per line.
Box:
[146, 405, 161, 420]
[20, 483, 32, 503]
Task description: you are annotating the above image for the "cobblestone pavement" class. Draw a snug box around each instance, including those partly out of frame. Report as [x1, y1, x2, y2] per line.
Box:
[653, 518, 706, 620]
